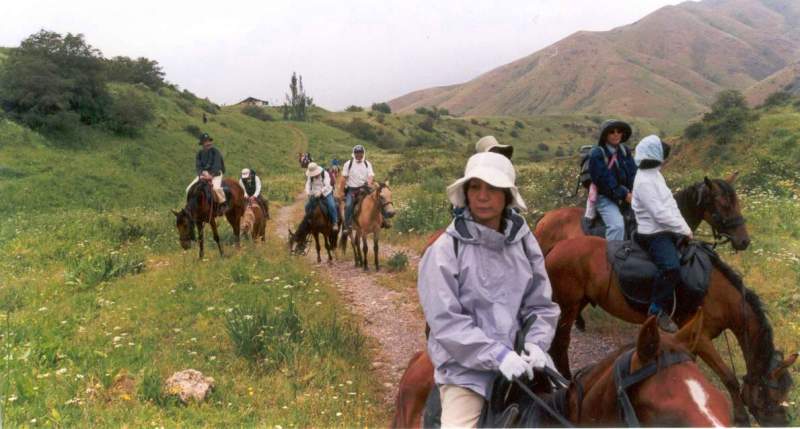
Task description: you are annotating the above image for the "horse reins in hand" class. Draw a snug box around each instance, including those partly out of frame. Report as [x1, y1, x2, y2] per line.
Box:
[512, 375, 574, 428]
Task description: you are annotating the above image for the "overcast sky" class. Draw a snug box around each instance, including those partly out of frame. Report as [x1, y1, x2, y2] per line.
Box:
[2, 0, 692, 110]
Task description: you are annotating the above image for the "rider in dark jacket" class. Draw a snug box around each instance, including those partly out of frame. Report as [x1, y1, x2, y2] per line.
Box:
[587, 119, 637, 240]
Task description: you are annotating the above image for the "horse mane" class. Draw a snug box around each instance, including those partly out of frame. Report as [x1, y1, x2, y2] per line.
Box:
[706, 250, 779, 378]
[186, 180, 211, 214]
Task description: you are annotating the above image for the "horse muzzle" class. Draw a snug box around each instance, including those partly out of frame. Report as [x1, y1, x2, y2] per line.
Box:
[179, 240, 192, 250]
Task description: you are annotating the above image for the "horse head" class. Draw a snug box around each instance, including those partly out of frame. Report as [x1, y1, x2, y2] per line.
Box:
[172, 208, 195, 250]
[378, 181, 396, 219]
[620, 312, 732, 426]
[699, 174, 750, 250]
[575, 312, 731, 426]
[741, 350, 797, 426]
[241, 205, 255, 235]
[287, 228, 309, 255]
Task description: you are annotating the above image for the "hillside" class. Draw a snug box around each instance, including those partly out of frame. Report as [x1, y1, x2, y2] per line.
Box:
[744, 62, 800, 106]
[389, 0, 800, 128]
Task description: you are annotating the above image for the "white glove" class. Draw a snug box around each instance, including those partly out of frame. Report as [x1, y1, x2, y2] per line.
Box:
[521, 342, 548, 370]
[498, 351, 532, 381]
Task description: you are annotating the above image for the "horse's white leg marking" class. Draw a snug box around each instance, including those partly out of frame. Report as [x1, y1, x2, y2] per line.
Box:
[685, 378, 725, 427]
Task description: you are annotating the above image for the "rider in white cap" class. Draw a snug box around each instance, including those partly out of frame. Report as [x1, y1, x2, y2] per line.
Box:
[304, 162, 338, 232]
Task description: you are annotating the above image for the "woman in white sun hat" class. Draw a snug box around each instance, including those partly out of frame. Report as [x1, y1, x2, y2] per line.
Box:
[304, 162, 338, 231]
[417, 152, 560, 427]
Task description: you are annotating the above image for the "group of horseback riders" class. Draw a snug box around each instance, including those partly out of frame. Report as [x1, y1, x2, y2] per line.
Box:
[418, 120, 695, 427]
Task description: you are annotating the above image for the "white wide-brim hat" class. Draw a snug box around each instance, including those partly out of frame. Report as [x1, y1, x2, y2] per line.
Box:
[475, 135, 513, 158]
[446, 152, 527, 211]
[305, 162, 323, 177]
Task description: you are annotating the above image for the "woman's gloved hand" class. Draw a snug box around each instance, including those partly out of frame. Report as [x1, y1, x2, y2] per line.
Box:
[521, 343, 548, 369]
[499, 350, 532, 381]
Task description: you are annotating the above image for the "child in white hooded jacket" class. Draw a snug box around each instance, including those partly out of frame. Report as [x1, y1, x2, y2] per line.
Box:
[631, 135, 692, 333]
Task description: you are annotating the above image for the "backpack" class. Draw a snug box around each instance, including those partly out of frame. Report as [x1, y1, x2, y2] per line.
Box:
[576, 144, 628, 193]
[345, 158, 370, 175]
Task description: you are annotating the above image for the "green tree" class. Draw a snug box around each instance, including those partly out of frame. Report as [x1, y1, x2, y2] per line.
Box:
[106, 56, 166, 90]
[104, 87, 155, 136]
[702, 90, 757, 145]
[371, 102, 391, 114]
[284, 72, 313, 121]
[0, 30, 110, 131]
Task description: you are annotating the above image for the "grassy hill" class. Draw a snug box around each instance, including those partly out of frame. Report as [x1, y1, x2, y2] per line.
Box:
[1, 72, 799, 424]
[389, 0, 800, 130]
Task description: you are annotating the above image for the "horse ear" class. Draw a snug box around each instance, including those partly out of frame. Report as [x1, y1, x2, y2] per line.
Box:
[674, 309, 703, 353]
[704, 176, 714, 191]
[726, 171, 739, 184]
[770, 352, 799, 379]
[636, 316, 660, 364]
[171, 209, 180, 217]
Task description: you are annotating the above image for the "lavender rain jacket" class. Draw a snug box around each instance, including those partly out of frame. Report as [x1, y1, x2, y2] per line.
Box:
[418, 209, 560, 398]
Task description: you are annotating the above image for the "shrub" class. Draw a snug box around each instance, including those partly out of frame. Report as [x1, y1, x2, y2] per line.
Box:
[455, 125, 468, 136]
[510, 130, 519, 138]
[555, 147, 565, 157]
[418, 116, 435, 132]
[225, 304, 270, 361]
[345, 105, 364, 112]
[514, 120, 525, 129]
[407, 130, 438, 147]
[376, 113, 386, 124]
[64, 251, 145, 288]
[371, 102, 391, 114]
[538, 143, 549, 151]
[394, 193, 451, 233]
[386, 251, 409, 272]
[702, 90, 757, 145]
[184, 125, 201, 138]
[103, 88, 155, 136]
[175, 99, 194, 114]
[760, 91, 793, 109]
[241, 105, 273, 121]
[470, 118, 480, 125]
[684, 122, 704, 139]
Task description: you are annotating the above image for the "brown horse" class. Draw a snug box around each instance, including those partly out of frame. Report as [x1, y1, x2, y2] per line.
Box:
[546, 235, 798, 426]
[392, 313, 733, 427]
[534, 174, 750, 256]
[240, 201, 266, 242]
[288, 197, 336, 263]
[172, 177, 245, 258]
[341, 183, 395, 270]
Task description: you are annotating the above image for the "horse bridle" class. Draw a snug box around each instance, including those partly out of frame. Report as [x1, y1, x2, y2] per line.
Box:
[571, 347, 693, 427]
[742, 351, 791, 416]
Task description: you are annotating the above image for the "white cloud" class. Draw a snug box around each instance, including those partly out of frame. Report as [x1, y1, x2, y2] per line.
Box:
[1, 0, 690, 109]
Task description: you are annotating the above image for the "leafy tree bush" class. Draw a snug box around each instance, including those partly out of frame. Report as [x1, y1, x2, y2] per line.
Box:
[702, 90, 758, 145]
[456, 125, 468, 136]
[371, 102, 391, 114]
[345, 105, 364, 112]
[760, 91, 793, 109]
[0, 30, 110, 132]
[538, 142, 550, 151]
[283, 72, 313, 121]
[241, 105, 274, 121]
[514, 120, 525, 129]
[510, 130, 519, 138]
[418, 116, 435, 132]
[104, 88, 155, 136]
[184, 124, 202, 137]
[106, 56, 166, 90]
[683, 122, 704, 140]
[555, 147, 565, 157]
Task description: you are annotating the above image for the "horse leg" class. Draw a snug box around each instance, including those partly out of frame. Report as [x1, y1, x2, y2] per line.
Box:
[325, 232, 333, 263]
[549, 303, 580, 377]
[210, 218, 223, 257]
[197, 223, 205, 259]
[694, 336, 751, 426]
[313, 233, 322, 264]
[352, 232, 361, 267]
[373, 232, 379, 271]
[362, 234, 369, 271]
[226, 206, 241, 248]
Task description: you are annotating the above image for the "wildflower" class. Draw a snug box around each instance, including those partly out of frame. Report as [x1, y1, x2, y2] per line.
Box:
[38, 307, 48, 312]
[56, 368, 68, 375]
[207, 306, 215, 311]
[336, 412, 342, 417]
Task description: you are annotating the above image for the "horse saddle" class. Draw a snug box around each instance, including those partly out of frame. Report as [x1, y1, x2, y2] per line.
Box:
[581, 207, 636, 239]
[607, 240, 715, 316]
[310, 196, 331, 220]
[350, 186, 372, 219]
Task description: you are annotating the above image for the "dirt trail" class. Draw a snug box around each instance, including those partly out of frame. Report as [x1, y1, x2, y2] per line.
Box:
[274, 192, 633, 408]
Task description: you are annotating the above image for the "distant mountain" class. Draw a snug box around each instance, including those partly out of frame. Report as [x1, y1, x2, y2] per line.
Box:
[744, 62, 800, 106]
[389, 0, 800, 123]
